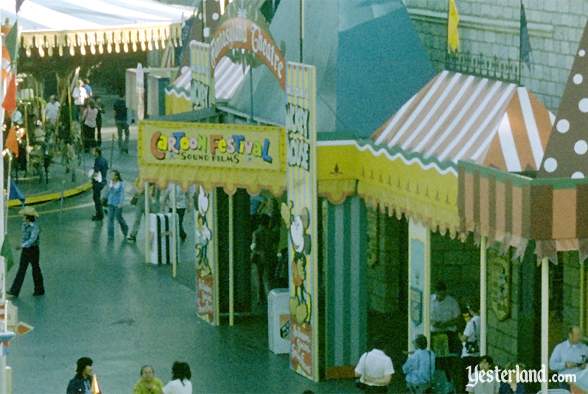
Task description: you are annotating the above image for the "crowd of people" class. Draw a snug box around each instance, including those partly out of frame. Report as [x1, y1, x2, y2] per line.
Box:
[352, 280, 588, 393]
[66, 357, 192, 394]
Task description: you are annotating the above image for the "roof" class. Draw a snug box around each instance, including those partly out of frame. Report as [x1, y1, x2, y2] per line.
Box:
[372, 71, 555, 173]
[227, 0, 434, 135]
[1, 0, 189, 56]
[539, 21, 588, 179]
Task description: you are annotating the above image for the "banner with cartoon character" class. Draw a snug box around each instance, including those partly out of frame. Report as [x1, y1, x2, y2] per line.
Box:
[284, 62, 318, 381]
[195, 186, 219, 325]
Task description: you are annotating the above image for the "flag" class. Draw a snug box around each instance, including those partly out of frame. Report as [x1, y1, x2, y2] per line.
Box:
[2, 73, 17, 116]
[520, 1, 532, 69]
[447, 0, 460, 53]
[5, 126, 18, 158]
[4, 23, 18, 66]
[16, 0, 25, 13]
[1, 238, 15, 273]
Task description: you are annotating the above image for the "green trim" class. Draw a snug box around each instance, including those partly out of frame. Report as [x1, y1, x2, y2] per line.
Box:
[317, 131, 358, 141]
[358, 139, 458, 172]
[458, 160, 588, 189]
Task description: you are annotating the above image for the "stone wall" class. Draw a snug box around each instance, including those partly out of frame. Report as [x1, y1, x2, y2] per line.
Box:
[366, 208, 407, 314]
[431, 233, 479, 308]
[404, 0, 588, 113]
[562, 252, 584, 331]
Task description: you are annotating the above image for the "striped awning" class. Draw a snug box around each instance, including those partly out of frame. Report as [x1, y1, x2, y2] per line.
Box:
[372, 71, 554, 173]
[460, 160, 588, 260]
[1, 0, 189, 57]
[166, 56, 246, 102]
[214, 57, 247, 101]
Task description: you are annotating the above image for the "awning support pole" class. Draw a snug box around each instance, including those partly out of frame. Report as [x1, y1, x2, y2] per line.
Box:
[144, 182, 149, 264]
[171, 184, 177, 278]
[229, 193, 234, 326]
[480, 236, 487, 355]
[541, 257, 549, 394]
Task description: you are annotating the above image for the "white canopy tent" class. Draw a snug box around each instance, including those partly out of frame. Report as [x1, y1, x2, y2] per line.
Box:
[0, 0, 193, 57]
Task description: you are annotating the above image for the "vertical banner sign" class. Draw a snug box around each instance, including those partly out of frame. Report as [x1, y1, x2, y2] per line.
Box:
[408, 219, 430, 351]
[136, 63, 145, 121]
[190, 41, 215, 111]
[195, 186, 219, 325]
[284, 62, 319, 381]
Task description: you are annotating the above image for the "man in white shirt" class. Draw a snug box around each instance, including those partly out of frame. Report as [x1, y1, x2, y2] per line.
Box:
[549, 325, 588, 389]
[431, 281, 462, 354]
[44, 95, 60, 127]
[72, 79, 88, 121]
[355, 337, 394, 393]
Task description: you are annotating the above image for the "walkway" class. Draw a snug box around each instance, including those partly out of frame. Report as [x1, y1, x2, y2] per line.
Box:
[3, 132, 362, 393]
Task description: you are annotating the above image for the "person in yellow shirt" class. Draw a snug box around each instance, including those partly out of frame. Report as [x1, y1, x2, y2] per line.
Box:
[133, 365, 164, 394]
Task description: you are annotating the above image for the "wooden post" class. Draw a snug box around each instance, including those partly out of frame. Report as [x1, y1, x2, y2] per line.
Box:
[480, 236, 487, 355]
[229, 193, 234, 326]
[144, 182, 150, 264]
[541, 257, 549, 394]
[171, 184, 177, 278]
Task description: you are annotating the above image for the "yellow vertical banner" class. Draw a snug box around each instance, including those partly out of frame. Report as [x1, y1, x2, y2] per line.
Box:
[195, 185, 219, 325]
[284, 62, 319, 381]
[447, 0, 460, 53]
[190, 41, 215, 110]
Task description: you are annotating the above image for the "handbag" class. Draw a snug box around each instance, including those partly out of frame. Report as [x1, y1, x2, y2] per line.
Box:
[130, 195, 138, 206]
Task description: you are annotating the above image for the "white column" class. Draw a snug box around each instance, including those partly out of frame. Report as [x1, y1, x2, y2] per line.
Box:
[480, 236, 487, 355]
[541, 257, 549, 394]
[423, 228, 431, 344]
[580, 261, 585, 332]
[144, 182, 150, 264]
[228, 194, 234, 326]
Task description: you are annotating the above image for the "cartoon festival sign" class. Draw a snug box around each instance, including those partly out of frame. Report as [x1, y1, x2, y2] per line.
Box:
[140, 121, 282, 171]
[284, 62, 318, 381]
[195, 186, 219, 325]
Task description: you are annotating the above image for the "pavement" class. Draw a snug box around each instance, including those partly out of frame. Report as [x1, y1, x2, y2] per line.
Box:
[3, 126, 366, 393]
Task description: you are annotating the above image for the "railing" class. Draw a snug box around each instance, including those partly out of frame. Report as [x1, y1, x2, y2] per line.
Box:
[445, 52, 521, 85]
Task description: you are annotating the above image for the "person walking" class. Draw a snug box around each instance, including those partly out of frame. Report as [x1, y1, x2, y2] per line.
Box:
[6, 206, 44, 298]
[250, 214, 274, 304]
[163, 361, 192, 394]
[134, 365, 164, 394]
[72, 79, 88, 121]
[91, 148, 108, 221]
[128, 181, 159, 242]
[162, 183, 192, 241]
[106, 170, 128, 241]
[81, 99, 98, 152]
[44, 94, 60, 130]
[67, 357, 101, 394]
[113, 93, 129, 153]
[95, 96, 104, 147]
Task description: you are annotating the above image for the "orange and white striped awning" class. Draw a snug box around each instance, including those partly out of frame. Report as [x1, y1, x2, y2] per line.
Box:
[372, 71, 555, 173]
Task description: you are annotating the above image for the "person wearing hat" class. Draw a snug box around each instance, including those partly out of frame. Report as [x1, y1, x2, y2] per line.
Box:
[7, 206, 45, 297]
[403, 335, 436, 393]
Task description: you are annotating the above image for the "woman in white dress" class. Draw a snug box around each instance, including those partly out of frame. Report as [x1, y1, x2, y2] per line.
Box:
[163, 362, 192, 394]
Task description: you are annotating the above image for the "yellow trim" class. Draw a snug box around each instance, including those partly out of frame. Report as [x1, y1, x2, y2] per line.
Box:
[8, 181, 92, 207]
[317, 144, 460, 234]
[164, 93, 192, 115]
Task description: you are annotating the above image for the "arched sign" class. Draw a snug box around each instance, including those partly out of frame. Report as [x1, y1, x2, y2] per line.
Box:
[209, 5, 286, 90]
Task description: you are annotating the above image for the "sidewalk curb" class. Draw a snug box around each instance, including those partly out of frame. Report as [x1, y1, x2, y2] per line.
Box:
[8, 182, 92, 208]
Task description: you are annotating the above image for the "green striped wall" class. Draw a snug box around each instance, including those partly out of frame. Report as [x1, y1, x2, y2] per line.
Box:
[324, 196, 368, 368]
